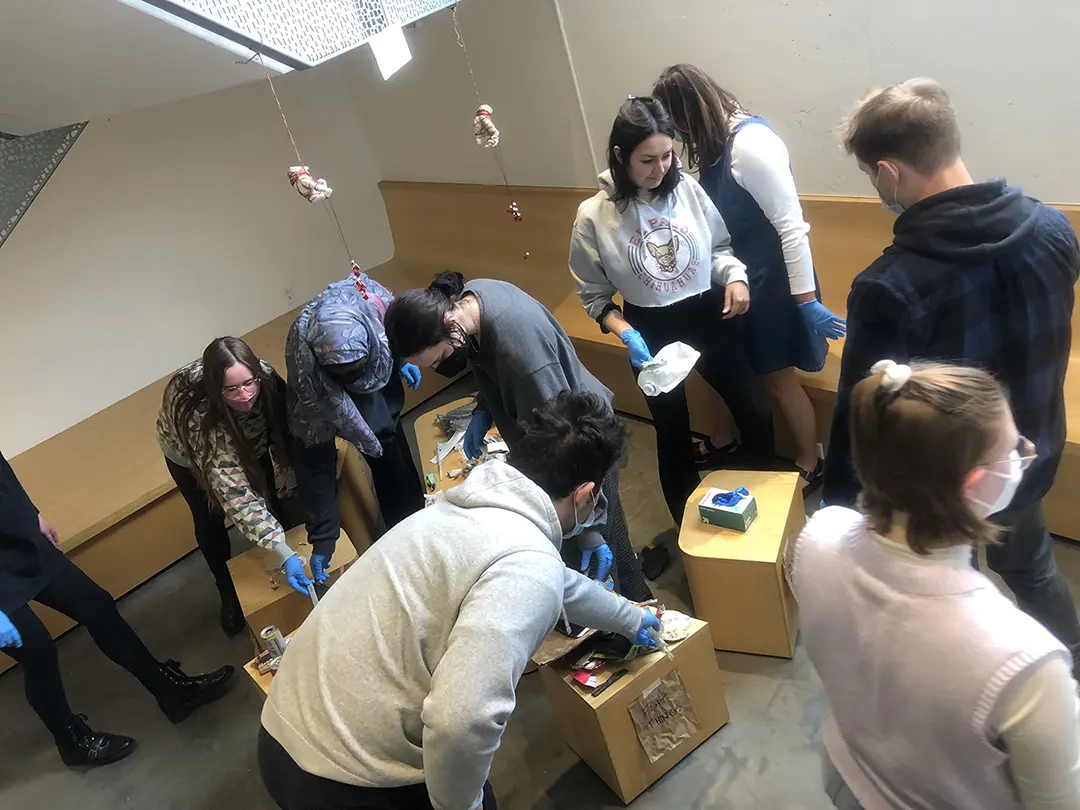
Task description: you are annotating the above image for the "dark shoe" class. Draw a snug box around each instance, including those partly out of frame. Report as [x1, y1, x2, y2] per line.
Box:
[55, 714, 137, 767]
[799, 459, 825, 500]
[155, 659, 235, 723]
[217, 582, 246, 637]
[693, 437, 740, 470]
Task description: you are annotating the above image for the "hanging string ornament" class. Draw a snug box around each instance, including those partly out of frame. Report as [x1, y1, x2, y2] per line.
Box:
[473, 105, 500, 148]
[454, 5, 525, 236]
[255, 50, 358, 273]
[287, 166, 333, 202]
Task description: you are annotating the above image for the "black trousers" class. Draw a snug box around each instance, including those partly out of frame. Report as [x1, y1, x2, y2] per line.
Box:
[624, 289, 774, 522]
[166, 455, 293, 592]
[6, 553, 167, 735]
[985, 502, 1080, 662]
[258, 727, 497, 810]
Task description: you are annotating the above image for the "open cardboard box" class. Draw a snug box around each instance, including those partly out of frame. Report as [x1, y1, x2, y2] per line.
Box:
[537, 617, 729, 803]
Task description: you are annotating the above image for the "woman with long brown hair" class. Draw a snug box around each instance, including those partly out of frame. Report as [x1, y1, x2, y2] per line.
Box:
[157, 336, 308, 636]
[654, 65, 846, 492]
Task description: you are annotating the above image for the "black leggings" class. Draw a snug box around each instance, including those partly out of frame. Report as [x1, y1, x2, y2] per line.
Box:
[166, 457, 233, 589]
[625, 288, 774, 522]
[5, 553, 166, 735]
[258, 727, 497, 810]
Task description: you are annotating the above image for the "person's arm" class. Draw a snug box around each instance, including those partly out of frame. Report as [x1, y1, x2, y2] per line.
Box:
[569, 220, 620, 326]
[205, 435, 293, 564]
[561, 566, 644, 637]
[422, 551, 564, 810]
[822, 279, 909, 507]
[991, 656, 1080, 809]
[729, 124, 816, 297]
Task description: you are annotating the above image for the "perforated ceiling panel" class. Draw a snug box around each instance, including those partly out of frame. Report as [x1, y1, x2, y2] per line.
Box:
[173, 0, 453, 65]
[0, 124, 85, 250]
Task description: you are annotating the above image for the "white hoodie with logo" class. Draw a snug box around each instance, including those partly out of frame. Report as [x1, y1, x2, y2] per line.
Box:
[569, 170, 748, 321]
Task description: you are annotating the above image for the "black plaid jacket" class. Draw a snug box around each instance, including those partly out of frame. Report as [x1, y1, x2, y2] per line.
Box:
[823, 180, 1080, 510]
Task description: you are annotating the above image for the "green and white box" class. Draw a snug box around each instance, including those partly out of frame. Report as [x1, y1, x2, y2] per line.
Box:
[698, 488, 757, 532]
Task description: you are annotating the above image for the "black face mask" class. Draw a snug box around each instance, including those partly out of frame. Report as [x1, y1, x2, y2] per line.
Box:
[434, 343, 471, 378]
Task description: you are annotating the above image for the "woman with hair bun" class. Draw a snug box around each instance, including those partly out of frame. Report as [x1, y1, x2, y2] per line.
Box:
[384, 273, 651, 602]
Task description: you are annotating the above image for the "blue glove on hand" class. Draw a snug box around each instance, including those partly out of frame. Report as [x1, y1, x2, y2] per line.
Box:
[631, 609, 661, 649]
[620, 329, 654, 369]
[282, 553, 313, 595]
[463, 409, 494, 459]
[399, 363, 422, 390]
[581, 544, 614, 581]
[311, 552, 332, 585]
[798, 300, 847, 340]
[0, 610, 22, 649]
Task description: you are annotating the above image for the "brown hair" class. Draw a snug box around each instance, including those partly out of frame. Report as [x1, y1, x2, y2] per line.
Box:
[841, 78, 961, 175]
[165, 336, 290, 500]
[850, 361, 1008, 553]
[652, 64, 744, 171]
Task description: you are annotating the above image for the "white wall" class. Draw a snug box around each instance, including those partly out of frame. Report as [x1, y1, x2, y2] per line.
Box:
[350, 0, 1080, 202]
[0, 60, 392, 456]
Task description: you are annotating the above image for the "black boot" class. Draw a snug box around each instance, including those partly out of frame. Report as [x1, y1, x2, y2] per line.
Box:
[54, 714, 137, 767]
[155, 659, 235, 723]
[217, 581, 246, 637]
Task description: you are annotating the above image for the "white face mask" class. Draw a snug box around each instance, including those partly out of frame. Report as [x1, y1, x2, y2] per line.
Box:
[875, 167, 905, 215]
[969, 450, 1024, 517]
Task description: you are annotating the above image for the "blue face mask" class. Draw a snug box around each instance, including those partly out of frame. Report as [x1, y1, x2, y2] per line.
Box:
[875, 167, 905, 215]
[564, 490, 600, 539]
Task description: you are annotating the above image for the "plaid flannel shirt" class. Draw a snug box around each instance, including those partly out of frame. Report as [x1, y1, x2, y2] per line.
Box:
[824, 182, 1080, 510]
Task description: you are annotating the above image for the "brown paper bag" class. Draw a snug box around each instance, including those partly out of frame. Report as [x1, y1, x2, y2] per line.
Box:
[628, 670, 700, 763]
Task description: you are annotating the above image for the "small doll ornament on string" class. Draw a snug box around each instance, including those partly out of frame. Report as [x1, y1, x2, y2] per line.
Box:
[287, 166, 333, 203]
[473, 104, 500, 148]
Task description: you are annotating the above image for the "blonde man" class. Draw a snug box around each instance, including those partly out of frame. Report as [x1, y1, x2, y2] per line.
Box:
[823, 78, 1080, 665]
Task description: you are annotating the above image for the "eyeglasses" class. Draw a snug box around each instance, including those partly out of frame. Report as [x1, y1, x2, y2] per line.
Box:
[222, 378, 260, 400]
[984, 435, 1037, 472]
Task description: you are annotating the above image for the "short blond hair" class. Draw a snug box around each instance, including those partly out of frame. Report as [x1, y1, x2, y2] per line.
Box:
[842, 78, 961, 175]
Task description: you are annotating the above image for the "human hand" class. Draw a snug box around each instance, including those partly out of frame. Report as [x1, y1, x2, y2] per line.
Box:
[619, 329, 654, 369]
[463, 410, 494, 460]
[282, 553, 313, 595]
[0, 610, 22, 649]
[722, 281, 751, 319]
[399, 363, 422, 390]
[798, 300, 846, 340]
[38, 515, 59, 547]
[630, 608, 661, 648]
[310, 552, 331, 585]
[580, 544, 614, 581]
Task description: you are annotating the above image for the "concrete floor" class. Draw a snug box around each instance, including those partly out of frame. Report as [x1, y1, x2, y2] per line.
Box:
[3, 378, 1080, 809]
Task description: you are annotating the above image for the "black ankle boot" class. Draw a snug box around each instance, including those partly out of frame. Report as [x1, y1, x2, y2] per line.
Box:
[54, 714, 137, 767]
[155, 659, 235, 723]
[217, 582, 246, 637]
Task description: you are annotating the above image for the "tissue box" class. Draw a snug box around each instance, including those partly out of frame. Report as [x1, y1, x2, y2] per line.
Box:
[698, 488, 757, 532]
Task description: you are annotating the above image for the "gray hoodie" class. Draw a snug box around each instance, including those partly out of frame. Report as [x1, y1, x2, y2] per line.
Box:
[261, 460, 643, 810]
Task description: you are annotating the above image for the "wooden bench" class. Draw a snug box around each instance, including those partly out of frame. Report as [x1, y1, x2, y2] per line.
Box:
[374, 181, 1080, 539]
[3, 303, 457, 674]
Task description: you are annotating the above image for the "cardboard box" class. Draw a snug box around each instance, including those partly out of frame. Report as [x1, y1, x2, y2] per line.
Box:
[228, 524, 357, 641]
[539, 618, 728, 803]
[698, 488, 758, 531]
[679, 471, 803, 658]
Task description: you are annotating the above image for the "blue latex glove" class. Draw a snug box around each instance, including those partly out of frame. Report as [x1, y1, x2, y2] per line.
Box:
[311, 552, 332, 585]
[631, 609, 661, 648]
[798, 300, 847, 340]
[0, 610, 22, 649]
[580, 544, 614, 581]
[400, 363, 422, 390]
[282, 553, 312, 595]
[463, 409, 494, 459]
[619, 329, 654, 369]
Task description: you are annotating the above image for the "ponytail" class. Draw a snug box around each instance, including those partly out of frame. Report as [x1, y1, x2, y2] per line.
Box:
[385, 271, 469, 361]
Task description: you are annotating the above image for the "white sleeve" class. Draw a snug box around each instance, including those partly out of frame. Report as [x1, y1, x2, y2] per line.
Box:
[569, 217, 618, 322]
[991, 656, 1080, 810]
[687, 177, 747, 288]
[729, 124, 816, 296]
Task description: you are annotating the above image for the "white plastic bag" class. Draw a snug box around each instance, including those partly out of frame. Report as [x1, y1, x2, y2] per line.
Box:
[637, 342, 701, 396]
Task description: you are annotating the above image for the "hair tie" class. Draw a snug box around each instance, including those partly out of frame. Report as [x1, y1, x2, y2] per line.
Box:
[871, 359, 912, 392]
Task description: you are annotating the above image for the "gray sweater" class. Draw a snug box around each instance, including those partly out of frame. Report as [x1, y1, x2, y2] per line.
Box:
[261, 460, 643, 810]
